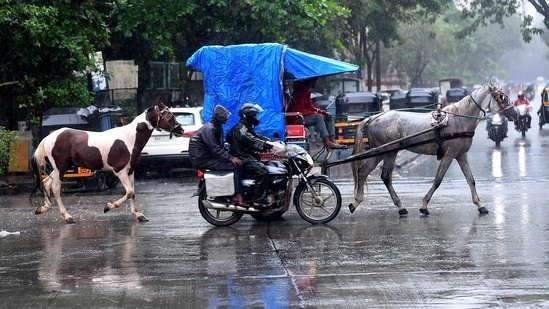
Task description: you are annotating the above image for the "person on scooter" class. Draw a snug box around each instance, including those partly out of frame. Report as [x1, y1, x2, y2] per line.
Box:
[514, 90, 532, 129]
[227, 103, 273, 207]
[189, 105, 249, 207]
[288, 77, 346, 150]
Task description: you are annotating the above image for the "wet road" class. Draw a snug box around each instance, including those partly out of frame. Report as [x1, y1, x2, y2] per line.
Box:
[2, 116, 549, 308]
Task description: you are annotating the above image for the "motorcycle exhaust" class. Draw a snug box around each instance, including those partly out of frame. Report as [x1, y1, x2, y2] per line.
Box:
[201, 199, 261, 212]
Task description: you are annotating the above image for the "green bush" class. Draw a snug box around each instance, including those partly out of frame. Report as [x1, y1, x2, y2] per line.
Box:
[0, 128, 14, 174]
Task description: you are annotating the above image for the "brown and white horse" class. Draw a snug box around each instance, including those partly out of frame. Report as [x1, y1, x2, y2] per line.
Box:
[349, 84, 517, 216]
[32, 102, 183, 224]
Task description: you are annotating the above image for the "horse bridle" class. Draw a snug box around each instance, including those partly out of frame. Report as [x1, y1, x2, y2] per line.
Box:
[469, 86, 513, 117]
[148, 105, 182, 134]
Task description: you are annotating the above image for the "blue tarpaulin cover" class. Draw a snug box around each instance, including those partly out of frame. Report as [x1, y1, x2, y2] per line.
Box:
[186, 43, 359, 138]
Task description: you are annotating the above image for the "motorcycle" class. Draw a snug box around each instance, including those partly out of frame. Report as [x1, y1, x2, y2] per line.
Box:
[515, 104, 532, 138]
[486, 111, 508, 147]
[194, 142, 342, 226]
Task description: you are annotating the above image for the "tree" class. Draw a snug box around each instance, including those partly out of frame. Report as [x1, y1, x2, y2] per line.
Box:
[384, 5, 521, 87]
[339, 0, 449, 91]
[0, 0, 110, 123]
[106, 0, 352, 100]
[459, 0, 548, 43]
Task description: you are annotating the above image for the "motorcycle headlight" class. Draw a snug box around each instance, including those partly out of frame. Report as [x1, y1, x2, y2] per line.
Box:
[492, 114, 502, 124]
[304, 153, 314, 167]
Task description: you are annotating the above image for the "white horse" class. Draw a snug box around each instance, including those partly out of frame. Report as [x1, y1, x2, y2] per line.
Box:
[32, 102, 183, 224]
[349, 84, 517, 215]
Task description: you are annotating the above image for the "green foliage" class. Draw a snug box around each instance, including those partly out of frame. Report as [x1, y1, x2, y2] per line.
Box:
[0, 128, 14, 174]
[459, 0, 548, 43]
[383, 5, 521, 87]
[0, 0, 109, 119]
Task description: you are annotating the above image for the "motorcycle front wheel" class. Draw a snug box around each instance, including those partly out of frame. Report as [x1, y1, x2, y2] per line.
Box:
[294, 178, 341, 224]
[198, 191, 243, 227]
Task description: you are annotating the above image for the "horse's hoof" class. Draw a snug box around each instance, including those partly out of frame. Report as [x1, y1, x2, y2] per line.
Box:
[34, 208, 42, 215]
[66, 217, 76, 224]
[348, 203, 356, 213]
[419, 208, 430, 216]
[104, 205, 110, 213]
[478, 207, 489, 215]
[137, 215, 149, 222]
[398, 208, 408, 215]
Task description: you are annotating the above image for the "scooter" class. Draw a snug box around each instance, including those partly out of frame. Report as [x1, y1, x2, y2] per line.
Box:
[486, 111, 508, 147]
[193, 142, 342, 226]
[515, 104, 532, 138]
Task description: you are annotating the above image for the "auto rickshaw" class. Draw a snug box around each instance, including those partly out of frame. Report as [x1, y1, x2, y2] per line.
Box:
[538, 86, 549, 129]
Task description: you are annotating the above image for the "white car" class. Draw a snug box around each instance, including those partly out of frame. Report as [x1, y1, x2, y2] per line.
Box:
[139, 107, 203, 173]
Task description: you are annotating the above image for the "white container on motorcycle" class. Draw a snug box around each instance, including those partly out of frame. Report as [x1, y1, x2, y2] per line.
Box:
[204, 171, 235, 197]
[267, 141, 286, 155]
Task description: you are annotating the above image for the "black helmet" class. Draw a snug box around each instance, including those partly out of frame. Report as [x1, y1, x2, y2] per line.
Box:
[239, 103, 263, 126]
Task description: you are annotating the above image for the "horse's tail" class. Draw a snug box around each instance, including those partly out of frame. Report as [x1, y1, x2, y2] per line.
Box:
[32, 139, 47, 192]
[351, 118, 369, 185]
[352, 118, 368, 155]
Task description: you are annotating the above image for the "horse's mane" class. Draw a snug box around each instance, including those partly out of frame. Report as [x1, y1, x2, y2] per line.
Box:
[442, 85, 490, 113]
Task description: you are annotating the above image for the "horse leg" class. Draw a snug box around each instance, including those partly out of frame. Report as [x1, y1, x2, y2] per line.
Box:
[350, 156, 382, 213]
[420, 155, 454, 216]
[380, 153, 408, 215]
[455, 153, 488, 214]
[104, 172, 148, 222]
[48, 171, 75, 224]
[35, 175, 54, 215]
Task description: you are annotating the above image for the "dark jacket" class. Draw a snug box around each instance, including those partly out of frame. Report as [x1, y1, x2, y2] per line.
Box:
[189, 108, 233, 168]
[227, 119, 272, 161]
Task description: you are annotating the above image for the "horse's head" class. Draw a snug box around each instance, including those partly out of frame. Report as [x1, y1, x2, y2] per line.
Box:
[488, 84, 518, 122]
[146, 102, 184, 137]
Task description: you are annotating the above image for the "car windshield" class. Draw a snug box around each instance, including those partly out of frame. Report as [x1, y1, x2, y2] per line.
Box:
[175, 113, 197, 126]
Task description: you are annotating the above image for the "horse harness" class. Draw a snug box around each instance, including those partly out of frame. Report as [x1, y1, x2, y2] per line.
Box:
[146, 104, 182, 136]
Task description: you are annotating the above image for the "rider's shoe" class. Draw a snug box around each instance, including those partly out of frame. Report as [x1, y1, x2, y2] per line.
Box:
[324, 137, 347, 150]
[232, 193, 250, 207]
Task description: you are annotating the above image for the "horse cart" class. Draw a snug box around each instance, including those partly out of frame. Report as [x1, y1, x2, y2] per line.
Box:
[322, 84, 517, 217]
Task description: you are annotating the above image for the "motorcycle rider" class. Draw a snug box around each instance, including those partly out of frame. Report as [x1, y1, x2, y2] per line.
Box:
[514, 90, 532, 129]
[485, 108, 508, 139]
[227, 103, 273, 207]
[189, 105, 249, 207]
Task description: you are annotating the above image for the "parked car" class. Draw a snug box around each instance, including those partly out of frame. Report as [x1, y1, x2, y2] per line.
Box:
[139, 107, 203, 174]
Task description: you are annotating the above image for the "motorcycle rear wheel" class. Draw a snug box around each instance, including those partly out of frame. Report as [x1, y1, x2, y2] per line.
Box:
[294, 178, 341, 224]
[198, 191, 243, 226]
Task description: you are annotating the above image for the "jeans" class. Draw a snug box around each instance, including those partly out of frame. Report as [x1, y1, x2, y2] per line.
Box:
[303, 114, 335, 138]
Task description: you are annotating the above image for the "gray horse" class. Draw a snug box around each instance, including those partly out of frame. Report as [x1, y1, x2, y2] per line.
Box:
[350, 84, 517, 215]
